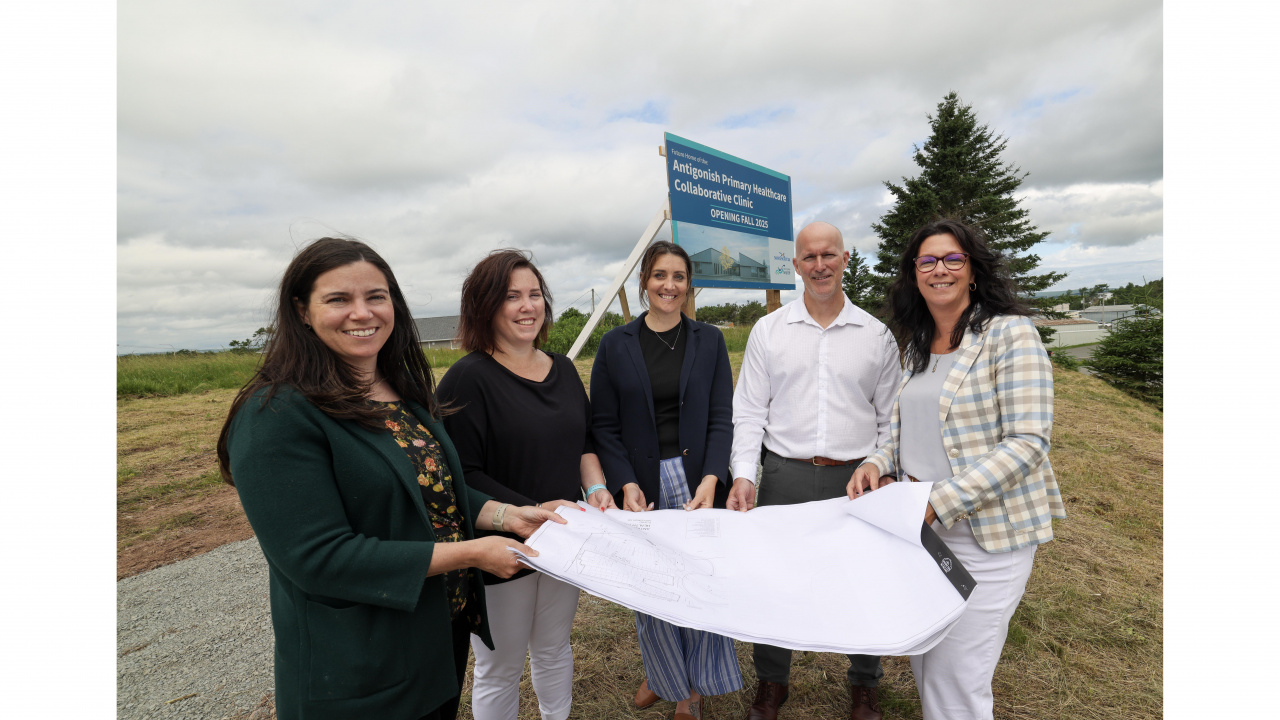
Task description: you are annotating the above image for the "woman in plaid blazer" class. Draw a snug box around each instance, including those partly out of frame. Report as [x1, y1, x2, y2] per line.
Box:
[846, 218, 1066, 720]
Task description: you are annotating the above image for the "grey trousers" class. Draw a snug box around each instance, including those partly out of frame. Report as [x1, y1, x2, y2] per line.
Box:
[751, 450, 885, 688]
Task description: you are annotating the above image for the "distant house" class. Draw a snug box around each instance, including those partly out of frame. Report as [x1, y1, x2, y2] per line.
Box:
[688, 248, 768, 279]
[1080, 304, 1139, 324]
[414, 315, 461, 350]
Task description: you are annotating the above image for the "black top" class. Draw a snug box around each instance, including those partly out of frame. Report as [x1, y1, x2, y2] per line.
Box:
[379, 402, 479, 627]
[638, 319, 687, 459]
[436, 350, 594, 584]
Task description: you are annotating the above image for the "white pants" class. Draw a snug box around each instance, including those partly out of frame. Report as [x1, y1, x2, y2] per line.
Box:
[911, 520, 1037, 720]
[471, 572, 579, 720]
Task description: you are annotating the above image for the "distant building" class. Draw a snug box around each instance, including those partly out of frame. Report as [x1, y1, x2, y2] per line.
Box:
[1033, 318, 1108, 348]
[1080, 304, 1139, 324]
[414, 315, 462, 350]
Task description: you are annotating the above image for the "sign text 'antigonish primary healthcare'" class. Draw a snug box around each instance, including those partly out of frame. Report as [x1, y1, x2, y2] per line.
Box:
[663, 132, 796, 290]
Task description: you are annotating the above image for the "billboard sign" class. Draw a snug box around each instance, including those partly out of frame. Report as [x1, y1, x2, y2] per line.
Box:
[663, 132, 795, 290]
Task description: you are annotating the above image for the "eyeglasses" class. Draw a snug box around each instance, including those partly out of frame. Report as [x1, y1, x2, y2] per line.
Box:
[914, 252, 969, 273]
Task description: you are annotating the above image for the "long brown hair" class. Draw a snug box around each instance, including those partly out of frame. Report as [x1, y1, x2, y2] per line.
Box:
[457, 249, 554, 353]
[216, 237, 440, 485]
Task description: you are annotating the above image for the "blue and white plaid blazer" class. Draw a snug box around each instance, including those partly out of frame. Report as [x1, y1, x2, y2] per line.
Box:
[866, 314, 1066, 553]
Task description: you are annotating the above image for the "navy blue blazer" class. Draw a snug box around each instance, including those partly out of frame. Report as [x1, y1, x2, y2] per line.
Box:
[590, 313, 734, 505]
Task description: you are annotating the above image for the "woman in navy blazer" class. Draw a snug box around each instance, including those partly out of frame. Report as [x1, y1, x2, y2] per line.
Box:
[590, 241, 741, 720]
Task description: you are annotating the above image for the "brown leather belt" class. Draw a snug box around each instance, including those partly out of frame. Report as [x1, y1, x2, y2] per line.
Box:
[789, 455, 865, 467]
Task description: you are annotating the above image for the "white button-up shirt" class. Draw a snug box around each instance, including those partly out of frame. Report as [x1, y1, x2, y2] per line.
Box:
[730, 295, 902, 483]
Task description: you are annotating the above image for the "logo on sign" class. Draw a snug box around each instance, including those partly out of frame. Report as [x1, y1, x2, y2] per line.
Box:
[775, 266, 792, 275]
[940, 558, 953, 573]
[774, 251, 790, 262]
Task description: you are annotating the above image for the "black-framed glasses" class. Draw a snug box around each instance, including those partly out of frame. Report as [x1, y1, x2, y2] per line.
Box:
[914, 252, 969, 273]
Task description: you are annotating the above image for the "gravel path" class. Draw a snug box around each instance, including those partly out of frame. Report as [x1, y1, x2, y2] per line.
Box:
[117, 539, 274, 720]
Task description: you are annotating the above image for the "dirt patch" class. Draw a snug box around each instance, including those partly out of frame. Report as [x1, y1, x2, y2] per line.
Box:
[117, 488, 255, 579]
[118, 388, 257, 579]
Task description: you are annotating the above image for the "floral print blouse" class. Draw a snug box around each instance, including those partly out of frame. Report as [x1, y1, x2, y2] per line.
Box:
[379, 401, 480, 630]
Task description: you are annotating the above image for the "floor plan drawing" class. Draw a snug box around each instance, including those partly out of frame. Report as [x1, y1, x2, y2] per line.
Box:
[517, 485, 976, 655]
[569, 528, 725, 607]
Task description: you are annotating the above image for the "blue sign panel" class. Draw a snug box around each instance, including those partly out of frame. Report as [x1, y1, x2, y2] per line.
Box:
[664, 133, 796, 290]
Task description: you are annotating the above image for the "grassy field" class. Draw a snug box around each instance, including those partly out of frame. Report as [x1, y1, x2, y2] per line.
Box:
[117, 351, 265, 398]
[119, 352, 1162, 719]
[117, 347, 468, 398]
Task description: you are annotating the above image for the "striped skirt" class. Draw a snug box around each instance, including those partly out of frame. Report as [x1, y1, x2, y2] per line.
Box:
[634, 457, 744, 701]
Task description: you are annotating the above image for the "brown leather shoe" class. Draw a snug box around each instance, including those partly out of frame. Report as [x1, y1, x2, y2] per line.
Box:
[849, 684, 882, 720]
[634, 678, 660, 709]
[744, 680, 789, 720]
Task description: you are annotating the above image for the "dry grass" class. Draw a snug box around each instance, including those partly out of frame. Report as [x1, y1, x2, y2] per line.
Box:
[117, 358, 1162, 719]
[116, 388, 253, 578]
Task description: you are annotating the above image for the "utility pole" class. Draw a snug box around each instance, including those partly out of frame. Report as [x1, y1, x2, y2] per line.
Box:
[591, 289, 595, 313]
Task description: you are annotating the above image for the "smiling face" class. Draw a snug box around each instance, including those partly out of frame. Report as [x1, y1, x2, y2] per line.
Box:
[298, 260, 394, 376]
[793, 224, 850, 303]
[491, 267, 546, 351]
[644, 253, 690, 318]
[915, 233, 973, 315]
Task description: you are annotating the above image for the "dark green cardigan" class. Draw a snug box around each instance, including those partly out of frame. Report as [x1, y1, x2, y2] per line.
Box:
[227, 386, 494, 720]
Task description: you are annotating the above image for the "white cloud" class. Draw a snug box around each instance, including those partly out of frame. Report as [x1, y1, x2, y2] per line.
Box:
[1024, 180, 1163, 248]
[118, 0, 1162, 350]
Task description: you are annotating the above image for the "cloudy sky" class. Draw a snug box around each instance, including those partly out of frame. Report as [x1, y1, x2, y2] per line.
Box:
[118, 0, 1162, 352]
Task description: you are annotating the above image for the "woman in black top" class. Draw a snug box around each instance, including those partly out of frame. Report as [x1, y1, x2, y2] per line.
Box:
[590, 241, 741, 720]
[436, 249, 615, 720]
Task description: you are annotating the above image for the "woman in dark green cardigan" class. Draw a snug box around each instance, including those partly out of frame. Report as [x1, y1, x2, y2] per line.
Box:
[217, 237, 565, 720]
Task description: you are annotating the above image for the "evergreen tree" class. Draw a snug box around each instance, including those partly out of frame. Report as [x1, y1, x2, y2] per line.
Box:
[1083, 315, 1163, 410]
[869, 92, 1067, 342]
[842, 251, 874, 309]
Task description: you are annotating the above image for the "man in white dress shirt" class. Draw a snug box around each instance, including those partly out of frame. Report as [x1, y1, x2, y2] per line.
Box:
[727, 221, 901, 720]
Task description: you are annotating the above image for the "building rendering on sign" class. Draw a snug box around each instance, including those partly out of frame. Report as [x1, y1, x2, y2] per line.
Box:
[688, 248, 768, 281]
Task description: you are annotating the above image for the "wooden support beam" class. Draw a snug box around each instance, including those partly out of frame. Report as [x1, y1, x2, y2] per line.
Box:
[766, 289, 782, 314]
[567, 202, 669, 360]
[617, 286, 632, 323]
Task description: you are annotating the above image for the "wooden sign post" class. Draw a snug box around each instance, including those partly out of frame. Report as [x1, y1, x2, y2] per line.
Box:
[765, 289, 781, 314]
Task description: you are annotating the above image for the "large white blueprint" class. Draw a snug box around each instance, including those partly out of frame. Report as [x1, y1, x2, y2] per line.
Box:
[515, 482, 975, 655]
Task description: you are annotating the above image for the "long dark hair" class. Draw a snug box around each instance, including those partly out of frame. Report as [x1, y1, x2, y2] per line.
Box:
[457, 249, 553, 353]
[217, 237, 440, 485]
[887, 218, 1031, 373]
[637, 240, 692, 309]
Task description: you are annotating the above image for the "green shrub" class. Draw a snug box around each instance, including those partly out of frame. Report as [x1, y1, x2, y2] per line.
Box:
[544, 312, 625, 356]
[1083, 315, 1163, 409]
[1050, 350, 1081, 370]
